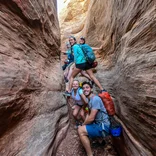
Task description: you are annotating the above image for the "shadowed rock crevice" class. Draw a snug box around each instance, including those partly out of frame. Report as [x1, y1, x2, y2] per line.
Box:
[0, 95, 30, 137]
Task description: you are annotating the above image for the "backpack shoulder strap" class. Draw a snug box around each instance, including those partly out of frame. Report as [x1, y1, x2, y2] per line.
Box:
[77, 87, 82, 95]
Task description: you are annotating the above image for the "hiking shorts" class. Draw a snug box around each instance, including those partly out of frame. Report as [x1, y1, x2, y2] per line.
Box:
[86, 123, 108, 138]
[76, 62, 92, 70]
[75, 103, 83, 107]
[67, 62, 74, 68]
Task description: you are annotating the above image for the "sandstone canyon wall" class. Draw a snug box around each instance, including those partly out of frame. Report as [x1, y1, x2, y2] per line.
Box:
[60, 0, 156, 155]
[0, 0, 68, 156]
[59, 0, 89, 44]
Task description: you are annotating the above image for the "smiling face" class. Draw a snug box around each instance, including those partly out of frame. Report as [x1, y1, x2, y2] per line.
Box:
[82, 84, 92, 97]
[79, 38, 85, 44]
[69, 37, 76, 46]
[79, 37, 85, 44]
[66, 43, 71, 49]
[72, 80, 79, 90]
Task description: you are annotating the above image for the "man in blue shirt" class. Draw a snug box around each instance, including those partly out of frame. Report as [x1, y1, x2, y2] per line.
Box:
[78, 81, 110, 156]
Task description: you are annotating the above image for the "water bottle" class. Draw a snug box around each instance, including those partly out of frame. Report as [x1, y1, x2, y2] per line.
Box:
[84, 107, 89, 113]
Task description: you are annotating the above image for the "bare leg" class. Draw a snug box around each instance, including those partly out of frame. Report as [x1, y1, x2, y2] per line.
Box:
[64, 64, 75, 92]
[79, 108, 85, 121]
[81, 70, 92, 81]
[86, 69, 103, 90]
[78, 126, 93, 156]
[64, 67, 69, 79]
[65, 82, 69, 92]
[67, 63, 75, 80]
[73, 105, 81, 120]
[68, 68, 81, 92]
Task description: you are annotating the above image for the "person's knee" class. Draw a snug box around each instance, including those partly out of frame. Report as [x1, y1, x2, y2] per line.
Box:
[73, 111, 77, 117]
[80, 113, 84, 118]
[80, 112, 85, 119]
[78, 126, 86, 136]
[78, 126, 83, 135]
[89, 74, 94, 79]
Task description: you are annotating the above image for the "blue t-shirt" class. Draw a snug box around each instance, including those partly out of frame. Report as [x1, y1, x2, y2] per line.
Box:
[65, 49, 74, 63]
[72, 44, 86, 64]
[71, 88, 84, 105]
[89, 95, 110, 126]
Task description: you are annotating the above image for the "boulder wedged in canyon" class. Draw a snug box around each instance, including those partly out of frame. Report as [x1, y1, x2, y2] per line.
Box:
[60, 0, 156, 155]
[0, 0, 68, 155]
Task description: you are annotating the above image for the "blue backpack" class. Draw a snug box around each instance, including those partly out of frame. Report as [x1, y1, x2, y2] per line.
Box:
[80, 44, 96, 64]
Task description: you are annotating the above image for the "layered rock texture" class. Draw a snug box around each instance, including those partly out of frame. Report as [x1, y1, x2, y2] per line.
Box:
[60, 0, 156, 155]
[0, 0, 68, 155]
[0, 0, 156, 156]
[59, 0, 89, 44]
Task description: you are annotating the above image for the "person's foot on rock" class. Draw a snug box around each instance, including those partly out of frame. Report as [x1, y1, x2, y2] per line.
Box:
[90, 80, 95, 86]
[92, 140, 106, 147]
[99, 89, 107, 93]
[64, 76, 69, 83]
[63, 91, 71, 97]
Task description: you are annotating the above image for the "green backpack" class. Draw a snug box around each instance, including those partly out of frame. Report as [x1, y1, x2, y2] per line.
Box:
[79, 44, 96, 64]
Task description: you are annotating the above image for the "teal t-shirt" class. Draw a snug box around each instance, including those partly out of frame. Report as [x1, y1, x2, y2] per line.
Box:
[72, 44, 86, 64]
[65, 49, 71, 55]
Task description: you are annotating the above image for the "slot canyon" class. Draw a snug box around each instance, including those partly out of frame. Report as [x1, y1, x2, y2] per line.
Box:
[0, 0, 155, 156]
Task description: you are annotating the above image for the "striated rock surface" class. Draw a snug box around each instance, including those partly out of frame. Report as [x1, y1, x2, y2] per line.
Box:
[1, 0, 155, 155]
[0, 0, 68, 156]
[59, 0, 90, 44]
[60, 0, 156, 155]
[84, 0, 156, 155]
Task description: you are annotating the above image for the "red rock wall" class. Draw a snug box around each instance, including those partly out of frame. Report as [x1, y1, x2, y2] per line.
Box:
[60, 0, 156, 155]
[59, 0, 89, 43]
[0, 0, 68, 155]
[84, 0, 156, 155]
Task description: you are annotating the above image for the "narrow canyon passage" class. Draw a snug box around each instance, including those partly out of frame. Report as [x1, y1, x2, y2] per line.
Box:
[56, 96, 118, 156]
[58, 0, 156, 155]
[0, 0, 155, 156]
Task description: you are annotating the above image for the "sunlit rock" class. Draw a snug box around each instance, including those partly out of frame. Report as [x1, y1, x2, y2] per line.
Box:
[59, 0, 90, 43]
[60, 0, 156, 155]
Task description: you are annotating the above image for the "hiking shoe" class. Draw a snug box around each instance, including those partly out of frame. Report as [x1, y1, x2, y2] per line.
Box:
[92, 140, 106, 147]
[75, 121, 82, 129]
[99, 89, 107, 93]
[63, 91, 71, 97]
[90, 80, 95, 86]
[64, 76, 69, 83]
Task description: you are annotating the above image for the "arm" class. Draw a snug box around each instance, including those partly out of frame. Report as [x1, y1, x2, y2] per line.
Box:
[61, 49, 71, 55]
[80, 93, 88, 106]
[79, 89, 88, 106]
[61, 51, 68, 55]
[82, 96, 101, 125]
[82, 109, 98, 125]
[91, 45, 103, 51]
